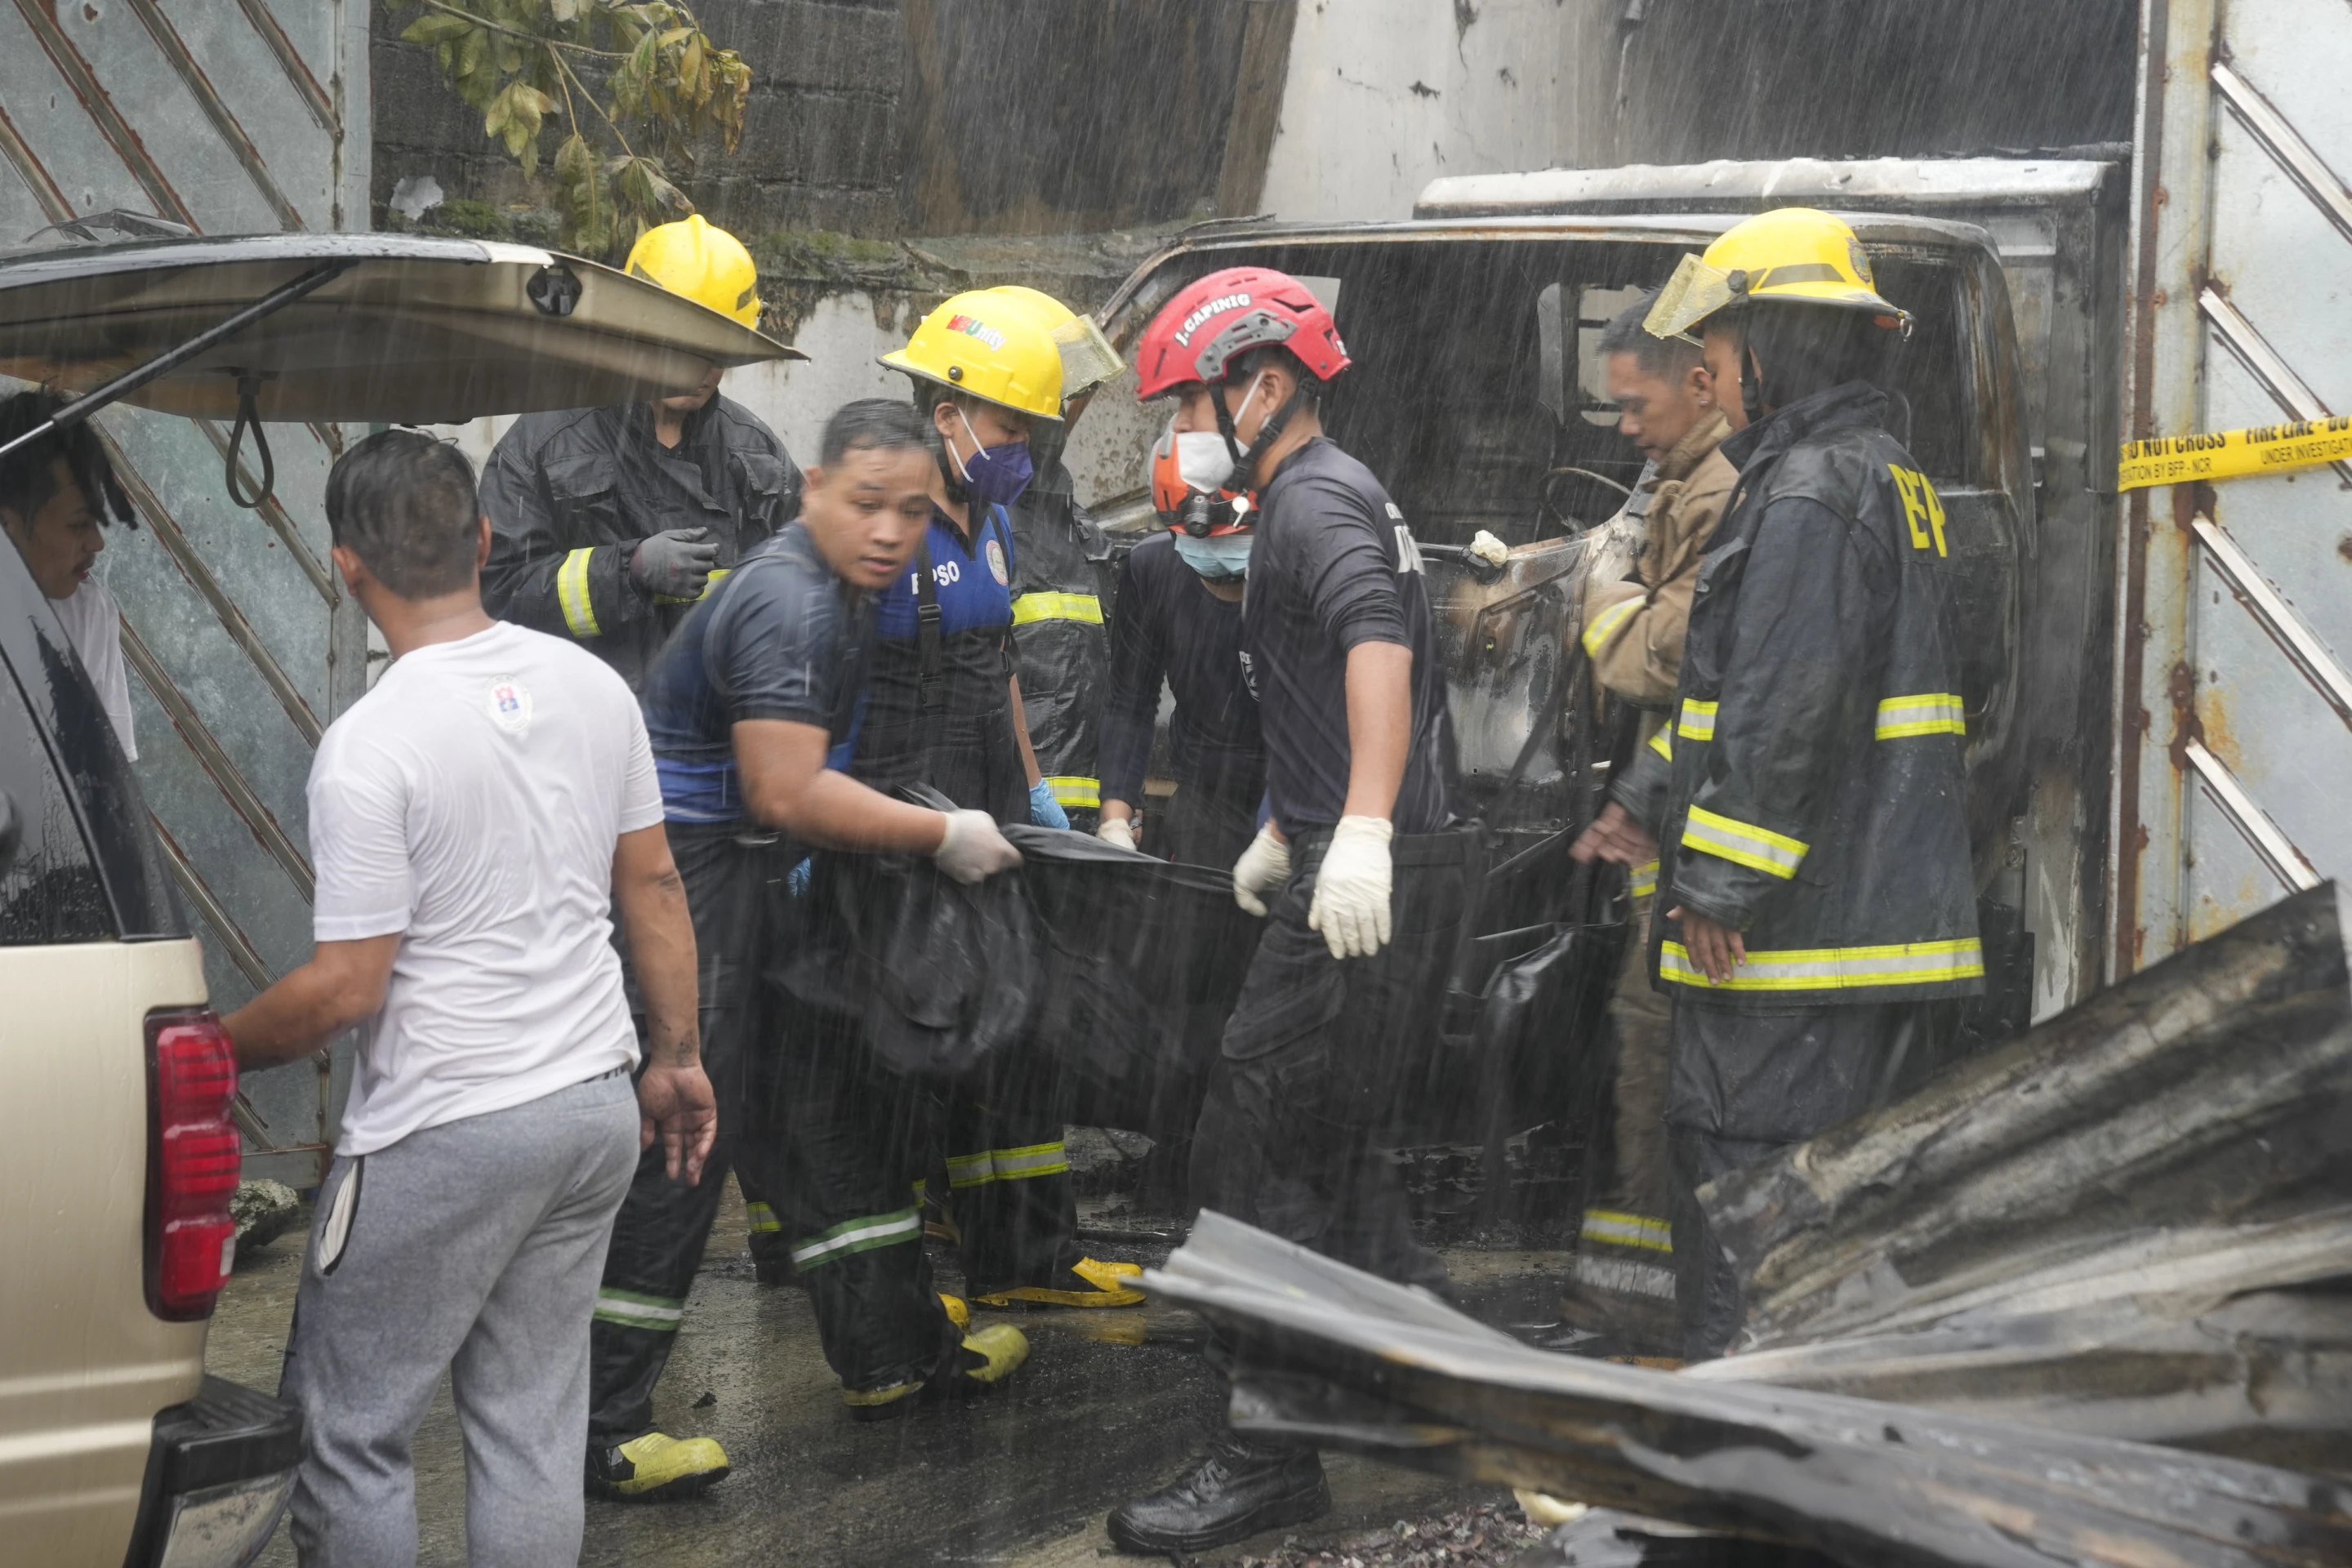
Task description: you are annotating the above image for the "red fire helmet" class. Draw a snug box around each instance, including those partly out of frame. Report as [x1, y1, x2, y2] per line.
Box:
[1132, 265, 1351, 399]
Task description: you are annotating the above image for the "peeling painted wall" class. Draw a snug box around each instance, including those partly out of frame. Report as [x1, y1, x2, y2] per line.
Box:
[1257, 0, 1617, 221]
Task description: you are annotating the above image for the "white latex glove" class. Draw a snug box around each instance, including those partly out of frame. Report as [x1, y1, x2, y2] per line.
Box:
[1307, 816, 1394, 959]
[1096, 815, 1137, 851]
[1230, 822, 1291, 916]
[932, 808, 1022, 884]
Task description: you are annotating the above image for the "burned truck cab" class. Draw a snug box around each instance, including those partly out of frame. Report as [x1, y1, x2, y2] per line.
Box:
[1087, 158, 2126, 1054]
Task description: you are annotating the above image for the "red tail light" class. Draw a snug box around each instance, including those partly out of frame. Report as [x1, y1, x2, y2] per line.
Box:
[145, 1008, 242, 1321]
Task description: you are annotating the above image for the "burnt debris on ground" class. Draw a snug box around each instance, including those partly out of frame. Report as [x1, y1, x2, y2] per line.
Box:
[1140, 883, 2352, 1567]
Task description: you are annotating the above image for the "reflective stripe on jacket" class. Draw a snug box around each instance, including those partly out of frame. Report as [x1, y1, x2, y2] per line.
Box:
[479, 396, 800, 691]
[1007, 464, 1111, 824]
[1614, 381, 1981, 1009]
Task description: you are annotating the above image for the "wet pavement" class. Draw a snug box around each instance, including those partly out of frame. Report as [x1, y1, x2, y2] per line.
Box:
[210, 1183, 1572, 1566]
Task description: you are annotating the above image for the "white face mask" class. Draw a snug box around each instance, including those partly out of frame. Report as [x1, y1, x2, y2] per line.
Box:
[1175, 373, 1267, 493]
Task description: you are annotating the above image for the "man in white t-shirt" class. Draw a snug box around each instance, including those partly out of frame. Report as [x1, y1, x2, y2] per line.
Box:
[224, 429, 716, 1568]
[0, 390, 138, 757]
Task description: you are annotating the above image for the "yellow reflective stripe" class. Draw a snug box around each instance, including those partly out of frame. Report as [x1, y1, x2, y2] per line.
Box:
[1682, 806, 1807, 879]
[1580, 595, 1642, 658]
[1659, 937, 1984, 992]
[947, 1143, 1071, 1187]
[744, 1199, 780, 1235]
[1046, 775, 1099, 809]
[1012, 591, 1103, 626]
[1676, 698, 1717, 740]
[791, 1207, 923, 1267]
[1582, 1209, 1673, 1253]
[653, 565, 732, 606]
[1647, 728, 1673, 762]
[556, 547, 600, 639]
[989, 1142, 1071, 1181]
[1875, 691, 1966, 740]
[945, 1151, 995, 1190]
[1629, 859, 1658, 898]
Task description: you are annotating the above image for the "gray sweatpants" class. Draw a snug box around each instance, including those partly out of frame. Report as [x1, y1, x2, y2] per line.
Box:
[279, 1071, 639, 1567]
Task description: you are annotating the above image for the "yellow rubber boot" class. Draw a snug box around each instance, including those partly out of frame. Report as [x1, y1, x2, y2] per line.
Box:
[843, 1322, 1029, 1421]
[941, 1292, 969, 1329]
[976, 1256, 1146, 1309]
[949, 1323, 1031, 1392]
[586, 1432, 731, 1500]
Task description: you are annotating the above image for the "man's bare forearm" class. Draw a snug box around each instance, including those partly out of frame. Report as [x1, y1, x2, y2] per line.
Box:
[612, 824, 701, 1069]
[619, 859, 700, 1068]
[755, 769, 951, 855]
[220, 934, 400, 1072]
[1341, 640, 1412, 821]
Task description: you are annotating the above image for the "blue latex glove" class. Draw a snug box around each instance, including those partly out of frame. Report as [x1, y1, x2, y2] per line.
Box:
[1028, 778, 1070, 831]
[787, 857, 811, 897]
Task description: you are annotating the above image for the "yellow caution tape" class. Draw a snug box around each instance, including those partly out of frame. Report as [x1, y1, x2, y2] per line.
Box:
[2118, 416, 2352, 492]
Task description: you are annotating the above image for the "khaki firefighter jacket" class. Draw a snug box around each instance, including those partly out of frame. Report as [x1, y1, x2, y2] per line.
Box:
[1579, 409, 1739, 710]
[1613, 381, 1983, 1010]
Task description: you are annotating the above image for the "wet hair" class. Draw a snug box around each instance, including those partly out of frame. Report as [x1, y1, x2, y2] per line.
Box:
[821, 398, 933, 469]
[0, 390, 135, 529]
[1599, 292, 1704, 381]
[1230, 344, 1329, 401]
[1713, 299, 1898, 408]
[323, 429, 481, 599]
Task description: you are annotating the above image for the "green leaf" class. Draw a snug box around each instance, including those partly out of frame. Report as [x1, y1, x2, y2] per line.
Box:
[400, 12, 474, 45]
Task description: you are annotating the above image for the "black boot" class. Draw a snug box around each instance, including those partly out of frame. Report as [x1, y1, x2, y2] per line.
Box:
[1107, 1431, 1330, 1555]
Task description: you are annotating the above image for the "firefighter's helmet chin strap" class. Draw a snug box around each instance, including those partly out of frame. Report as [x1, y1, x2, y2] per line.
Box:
[1214, 374, 1312, 493]
[1740, 342, 1766, 427]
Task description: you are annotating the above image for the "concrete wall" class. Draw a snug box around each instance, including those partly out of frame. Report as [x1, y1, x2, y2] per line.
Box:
[370, 0, 904, 236]
[1258, 0, 1618, 221]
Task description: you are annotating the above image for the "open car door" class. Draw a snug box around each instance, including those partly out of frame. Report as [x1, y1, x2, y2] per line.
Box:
[0, 232, 807, 1187]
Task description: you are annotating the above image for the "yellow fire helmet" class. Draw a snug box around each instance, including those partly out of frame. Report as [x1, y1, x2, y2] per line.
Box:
[1645, 207, 1909, 341]
[624, 214, 763, 329]
[982, 285, 1126, 401]
[880, 290, 1067, 421]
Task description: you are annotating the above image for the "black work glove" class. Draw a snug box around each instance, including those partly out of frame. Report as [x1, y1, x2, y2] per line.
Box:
[630, 528, 719, 599]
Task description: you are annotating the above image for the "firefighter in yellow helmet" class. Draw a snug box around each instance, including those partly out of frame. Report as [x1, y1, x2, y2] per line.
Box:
[1572, 207, 1982, 1360]
[970, 287, 1124, 838]
[482, 214, 798, 692]
[475, 216, 791, 1501]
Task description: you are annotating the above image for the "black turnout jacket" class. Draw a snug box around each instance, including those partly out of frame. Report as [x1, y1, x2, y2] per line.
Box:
[480, 396, 800, 690]
[1006, 458, 1112, 827]
[1614, 381, 1982, 1010]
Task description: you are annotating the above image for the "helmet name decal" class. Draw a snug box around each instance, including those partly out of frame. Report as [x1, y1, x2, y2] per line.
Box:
[945, 314, 1008, 352]
[1173, 292, 1252, 348]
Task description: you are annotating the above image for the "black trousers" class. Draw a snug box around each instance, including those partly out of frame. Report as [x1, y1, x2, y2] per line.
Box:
[1664, 1000, 1931, 1361]
[1154, 785, 1260, 872]
[1187, 828, 1475, 1433]
[588, 827, 787, 1446]
[943, 1040, 1087, 1295]
[734, 991, 964, 1393]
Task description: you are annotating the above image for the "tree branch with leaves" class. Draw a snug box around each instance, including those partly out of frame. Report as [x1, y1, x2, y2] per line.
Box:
[393, 0, 752, 258]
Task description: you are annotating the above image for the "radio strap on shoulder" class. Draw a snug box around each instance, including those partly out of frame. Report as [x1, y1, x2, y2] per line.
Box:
[915, 537, 944, 710]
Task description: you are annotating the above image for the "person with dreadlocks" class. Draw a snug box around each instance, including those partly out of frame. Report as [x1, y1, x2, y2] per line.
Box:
[0, 390, 139, 758]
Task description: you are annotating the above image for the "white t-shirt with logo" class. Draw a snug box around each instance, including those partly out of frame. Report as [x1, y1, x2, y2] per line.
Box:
[309, 620, 662, 1156]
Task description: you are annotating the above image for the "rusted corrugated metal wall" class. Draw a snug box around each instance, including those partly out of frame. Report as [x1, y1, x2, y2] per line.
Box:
[2114, 0, 2352, 973]
[0, 0, 371, 1184]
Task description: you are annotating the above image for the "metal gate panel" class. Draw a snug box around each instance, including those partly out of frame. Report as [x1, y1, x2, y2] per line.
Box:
[2116, 0, 2352, 972]
[0, 0, 369, 1185]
